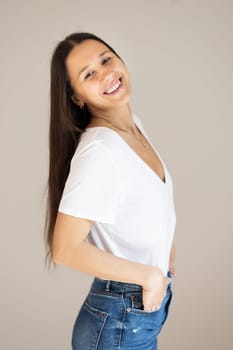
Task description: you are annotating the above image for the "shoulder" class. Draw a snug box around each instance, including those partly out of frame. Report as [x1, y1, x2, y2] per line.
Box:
[73, 112, 145, 160]
[70, 134, 117, 175]
[76, 127, 121, 157]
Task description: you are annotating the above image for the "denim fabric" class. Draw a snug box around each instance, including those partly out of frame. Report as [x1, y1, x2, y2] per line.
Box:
[71, 270, 173, 350]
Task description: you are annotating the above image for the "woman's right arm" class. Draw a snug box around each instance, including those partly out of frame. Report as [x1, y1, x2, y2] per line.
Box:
[52, 212, 165, 292]
[53, 212, 171, 311]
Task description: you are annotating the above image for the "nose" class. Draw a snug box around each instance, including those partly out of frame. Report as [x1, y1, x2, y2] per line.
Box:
[100, 69, 115, 85]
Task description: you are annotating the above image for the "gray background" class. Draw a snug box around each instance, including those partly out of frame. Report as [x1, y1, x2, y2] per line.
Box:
[0, 0, 232, 349]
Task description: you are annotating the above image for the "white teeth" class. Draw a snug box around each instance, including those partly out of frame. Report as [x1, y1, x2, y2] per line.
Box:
[104, 79, 121, 94]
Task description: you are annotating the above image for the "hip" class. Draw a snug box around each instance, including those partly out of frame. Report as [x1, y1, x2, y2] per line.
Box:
[71, 270, 173, 349]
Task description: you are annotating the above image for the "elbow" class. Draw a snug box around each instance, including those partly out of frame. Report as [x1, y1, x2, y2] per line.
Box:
[52, 243, 71, 264]
[52, 239, 67, 264]
[52, 232, 68, 264]
[52, 242, 82, 265]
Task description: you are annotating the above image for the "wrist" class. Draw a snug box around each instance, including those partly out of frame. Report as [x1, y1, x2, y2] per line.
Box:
[142, 265, 164, 290]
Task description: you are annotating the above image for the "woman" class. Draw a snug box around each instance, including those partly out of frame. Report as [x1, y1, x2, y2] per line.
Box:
[44, 32, 177, 350]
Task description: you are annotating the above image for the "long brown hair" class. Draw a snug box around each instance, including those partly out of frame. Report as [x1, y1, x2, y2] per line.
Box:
[44, 32, 122, 270]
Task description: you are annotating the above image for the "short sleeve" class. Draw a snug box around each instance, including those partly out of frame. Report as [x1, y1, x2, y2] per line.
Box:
[58, 142, 119, 224]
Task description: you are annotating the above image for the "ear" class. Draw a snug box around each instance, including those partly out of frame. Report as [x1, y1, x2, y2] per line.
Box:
[71, 94, 83, 107]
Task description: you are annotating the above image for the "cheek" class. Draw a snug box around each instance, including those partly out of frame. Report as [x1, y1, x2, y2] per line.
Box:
[84, 82, 103, 101]
[88, 81, 101, 93]
[114, 61, 126, 72]
[117, 62, 130, 80]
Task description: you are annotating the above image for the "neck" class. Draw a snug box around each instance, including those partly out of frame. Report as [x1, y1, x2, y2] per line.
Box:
[88, 104, 136, 132]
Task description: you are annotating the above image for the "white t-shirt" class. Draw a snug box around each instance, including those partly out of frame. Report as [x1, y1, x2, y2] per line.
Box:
[58, 112, 177, 277]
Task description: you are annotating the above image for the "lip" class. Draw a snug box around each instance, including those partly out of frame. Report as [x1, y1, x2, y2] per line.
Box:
[103, 77, 122, 94]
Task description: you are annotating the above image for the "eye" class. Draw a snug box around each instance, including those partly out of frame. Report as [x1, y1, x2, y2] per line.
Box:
[84, 57, 113, 80]
[102, 56, 112, 64]
[84, 71, 94, 80]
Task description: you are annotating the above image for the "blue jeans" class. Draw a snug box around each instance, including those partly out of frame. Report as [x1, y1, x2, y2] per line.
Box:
[71, 270, 173, 349]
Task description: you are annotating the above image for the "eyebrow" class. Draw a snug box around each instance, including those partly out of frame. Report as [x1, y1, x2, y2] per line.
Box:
[78, 50, 111, 77]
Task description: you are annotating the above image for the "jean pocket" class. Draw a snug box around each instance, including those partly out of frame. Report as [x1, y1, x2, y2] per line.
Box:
[71, 299, 109, 350]
[126, 291, 162, 315]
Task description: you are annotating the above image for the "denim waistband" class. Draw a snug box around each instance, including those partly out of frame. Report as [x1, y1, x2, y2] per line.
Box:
[90, 270, 172, 293]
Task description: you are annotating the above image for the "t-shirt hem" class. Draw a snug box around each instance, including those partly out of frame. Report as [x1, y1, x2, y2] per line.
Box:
[58, 207, 116, 224]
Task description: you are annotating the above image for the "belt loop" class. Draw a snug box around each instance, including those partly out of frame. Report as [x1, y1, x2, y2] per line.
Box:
[105, 280, 111, 291]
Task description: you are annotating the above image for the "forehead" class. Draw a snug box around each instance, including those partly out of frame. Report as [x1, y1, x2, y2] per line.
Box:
[66, 39, 110, 77]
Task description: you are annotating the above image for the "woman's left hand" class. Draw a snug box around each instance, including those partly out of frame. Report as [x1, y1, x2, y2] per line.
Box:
[169, 243, 176, 278]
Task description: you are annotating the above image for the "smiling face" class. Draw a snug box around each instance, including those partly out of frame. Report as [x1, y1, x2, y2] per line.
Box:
[65, 39, 131, 115]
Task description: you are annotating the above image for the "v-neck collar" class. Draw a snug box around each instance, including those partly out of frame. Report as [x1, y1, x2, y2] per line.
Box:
[85, 113, 168, 186]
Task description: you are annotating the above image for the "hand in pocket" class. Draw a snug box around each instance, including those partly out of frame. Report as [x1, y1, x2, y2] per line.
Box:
[142, 272, 171, 312]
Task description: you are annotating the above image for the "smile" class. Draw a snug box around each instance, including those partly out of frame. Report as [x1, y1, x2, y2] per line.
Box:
[103, 78, 123, 95]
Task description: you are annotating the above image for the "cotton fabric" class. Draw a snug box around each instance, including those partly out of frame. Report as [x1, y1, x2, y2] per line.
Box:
[58, 112, 177, 277]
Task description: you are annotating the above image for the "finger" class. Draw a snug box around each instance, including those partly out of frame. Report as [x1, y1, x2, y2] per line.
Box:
[169, 265, 176, 277]
[165, 277, 171, 284]
[150, 303, 162, 311]
[145, 302, 162, 312]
